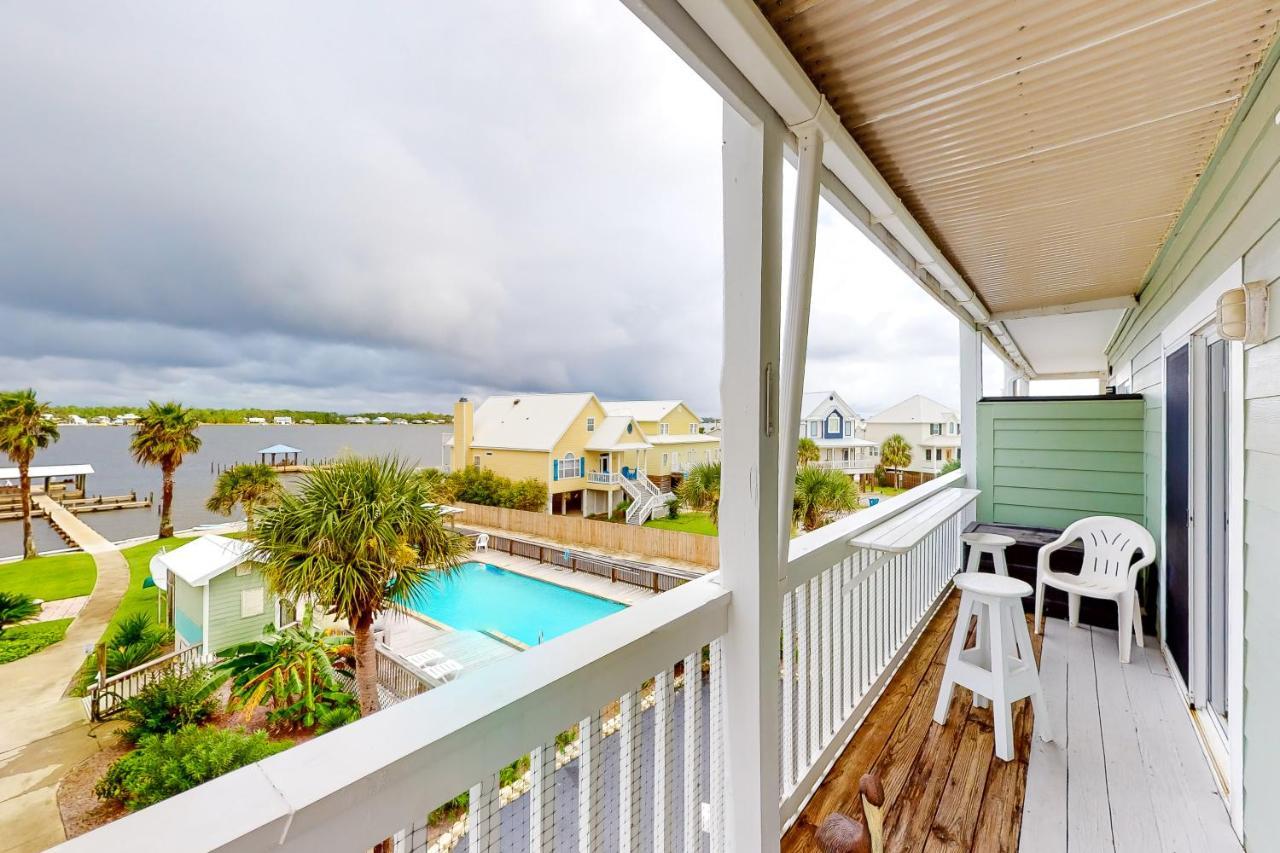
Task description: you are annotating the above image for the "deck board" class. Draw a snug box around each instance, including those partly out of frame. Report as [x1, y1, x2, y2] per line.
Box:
[783, 594, 1238, 853]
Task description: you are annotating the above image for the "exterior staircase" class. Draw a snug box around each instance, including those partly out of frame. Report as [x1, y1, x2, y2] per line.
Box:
[619, 471, 674, 525]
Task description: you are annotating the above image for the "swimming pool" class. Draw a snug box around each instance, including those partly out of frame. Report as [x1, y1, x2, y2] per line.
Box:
[404, 562, 626, 646]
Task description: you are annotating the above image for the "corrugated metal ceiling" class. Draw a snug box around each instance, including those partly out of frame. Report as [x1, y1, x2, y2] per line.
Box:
[754, 0, 1279, 315]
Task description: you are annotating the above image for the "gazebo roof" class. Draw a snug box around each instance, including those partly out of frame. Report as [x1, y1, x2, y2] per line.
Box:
[258, 444, 301, 455]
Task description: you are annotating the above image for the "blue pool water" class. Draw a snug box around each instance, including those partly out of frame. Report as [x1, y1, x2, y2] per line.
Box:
[405, 562, 626, 646]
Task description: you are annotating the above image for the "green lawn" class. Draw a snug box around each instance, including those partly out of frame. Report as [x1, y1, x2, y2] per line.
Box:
[0, 550, 97, 602]
[0, 618, 74, 665]
[113, 537, 193, 630]
[645, 512, 718, 536]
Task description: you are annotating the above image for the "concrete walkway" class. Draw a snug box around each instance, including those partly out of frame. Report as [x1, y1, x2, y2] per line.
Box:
[0, 497, 131, 852]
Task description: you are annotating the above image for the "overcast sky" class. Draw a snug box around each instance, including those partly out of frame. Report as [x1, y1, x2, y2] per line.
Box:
[1, 1, 995, 417]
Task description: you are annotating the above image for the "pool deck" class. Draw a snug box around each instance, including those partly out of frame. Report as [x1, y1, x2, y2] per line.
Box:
[381, 609, 519, 673]
[469, 548, 659, 606]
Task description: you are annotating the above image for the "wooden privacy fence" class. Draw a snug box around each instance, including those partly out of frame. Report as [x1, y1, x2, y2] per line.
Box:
[456, 502, 718, 568]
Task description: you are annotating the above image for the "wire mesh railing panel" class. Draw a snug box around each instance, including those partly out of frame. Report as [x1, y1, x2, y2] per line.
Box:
[391, 648, 720, 853]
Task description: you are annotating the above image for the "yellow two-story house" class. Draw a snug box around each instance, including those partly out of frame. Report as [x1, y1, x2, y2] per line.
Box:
[446, 393, 719, 520]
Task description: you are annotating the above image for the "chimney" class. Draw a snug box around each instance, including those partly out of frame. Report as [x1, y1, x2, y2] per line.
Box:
[452, 397, 473, 472]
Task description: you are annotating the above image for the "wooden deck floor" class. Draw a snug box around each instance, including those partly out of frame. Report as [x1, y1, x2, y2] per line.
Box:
[783, 592, 1038, 852]
[782, 592, 1240, 853]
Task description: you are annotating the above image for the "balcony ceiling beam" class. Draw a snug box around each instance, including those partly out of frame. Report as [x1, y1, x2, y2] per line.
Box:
[988, 295, 1138, 323]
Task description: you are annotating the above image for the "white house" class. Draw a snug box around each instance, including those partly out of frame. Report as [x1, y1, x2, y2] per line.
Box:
[272, 416, 293, 425]
[799, 390, 878, 483]
[864, 394, 961, 476]
[244, 416, 267, 425]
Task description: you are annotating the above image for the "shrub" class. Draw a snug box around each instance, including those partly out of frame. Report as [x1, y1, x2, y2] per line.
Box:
[506, 478, 549, 512]
[0, 591, 39, 637]
[666, 498, 681, 520]
[218, 624, 356, 732]
[118, 667, 226, 744]
[940, 458, 961, 475]
[447, 467, 549, 512]
[874, 464, 889, 488]
[103, 613, 173, 677]
[95, 725, 291, 810]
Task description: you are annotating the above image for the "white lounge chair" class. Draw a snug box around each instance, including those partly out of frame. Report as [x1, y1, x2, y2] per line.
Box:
[406, 649, 444, 668]
[424, 659, 464, 682]
[475, 533, 489, 552]
[1033, 516, 1156, 663]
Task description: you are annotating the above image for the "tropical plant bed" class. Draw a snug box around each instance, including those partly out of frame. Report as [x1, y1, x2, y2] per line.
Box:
[56, 692, 317, 840]
[0, 617, 72, 664]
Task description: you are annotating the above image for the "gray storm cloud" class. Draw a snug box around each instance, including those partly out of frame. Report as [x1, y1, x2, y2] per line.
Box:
[1, 0, 966, 417]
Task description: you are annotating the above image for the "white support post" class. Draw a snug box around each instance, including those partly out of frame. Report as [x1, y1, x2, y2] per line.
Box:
[618, 690, 642, 853]
[777, 117, 824, 555]
[958, 319, 983, 489]
[682, 653, 703, 853]
[466, 772, 501, 853]
[529, 743, 555, 853]
[653, 668, 675, 853]
[718, 100, 785, 853]
[577, 714, 602, 853]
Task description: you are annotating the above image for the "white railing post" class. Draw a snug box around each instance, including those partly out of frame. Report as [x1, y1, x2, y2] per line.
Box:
[467, 772, 500, 853]
[529, 742, 555, 853]
[682, 652, 703, 853]
[718, 100, 785, 852]
[578, 713, 603, 853]
[653, 668, 675, 853]
[958, 318, 983, 489]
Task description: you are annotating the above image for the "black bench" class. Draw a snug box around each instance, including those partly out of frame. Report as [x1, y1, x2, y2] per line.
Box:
[961, 521, 1156, 635]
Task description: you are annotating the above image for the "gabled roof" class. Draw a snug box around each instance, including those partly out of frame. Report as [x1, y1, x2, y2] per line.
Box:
[148, 535, 257, 591]
[868, 395, 958, 425]
[470, 393, 596, 451]
[601, 400, 685, 423]
[584, 416, 652, 452]
[801, 390, 861, 422]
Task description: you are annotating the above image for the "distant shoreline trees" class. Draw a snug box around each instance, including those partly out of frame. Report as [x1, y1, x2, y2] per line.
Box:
[48, 405, 452, 425]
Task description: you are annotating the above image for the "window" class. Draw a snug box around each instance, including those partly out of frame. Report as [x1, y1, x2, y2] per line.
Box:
[930, 423, 943, 435]
[826, 412, 841, 435]
[809, 422, 819, 438]
[661, 453, 669, 469]
[925, 449, 933, 461]
[559, 453, 582, 479]
[690, 423, 697, 434]
[586, 417, 595, 432]
[844, 421, 852, 437]
[240, 587, 265, 618]
[660, 423, 669, 435]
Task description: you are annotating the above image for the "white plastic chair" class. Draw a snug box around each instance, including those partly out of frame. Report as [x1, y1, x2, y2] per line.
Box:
[475, 533, 489, 552]
[1033, 516, 1155, 663]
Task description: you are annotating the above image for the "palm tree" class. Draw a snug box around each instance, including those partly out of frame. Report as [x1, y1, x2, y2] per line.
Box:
[206, 463, 282, 528]
[676, 461, 722, 526]
[131, 401, 202, 538]
[880, 433, 913, 490]
[797, 436, 820, 468]
[250, 456, 470, 717]
[792, 466, 859, 531]
[0, 389, 61, 558]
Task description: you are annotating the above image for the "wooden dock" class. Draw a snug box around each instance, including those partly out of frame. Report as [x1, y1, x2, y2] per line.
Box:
[0, 492, 150, 521]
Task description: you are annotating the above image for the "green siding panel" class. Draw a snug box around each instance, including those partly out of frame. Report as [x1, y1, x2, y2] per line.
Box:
[993, 448, 1144, 473]
[978, 399, 1146, 528]
[207, 564, 276, 653]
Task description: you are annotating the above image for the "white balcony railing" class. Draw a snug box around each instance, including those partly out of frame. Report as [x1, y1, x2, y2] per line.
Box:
[814, 457, 876, 472]
[57, 471, 972, 852]
[586, 471, 619, 485]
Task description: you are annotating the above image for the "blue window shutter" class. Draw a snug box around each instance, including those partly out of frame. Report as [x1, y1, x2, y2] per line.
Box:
[553, 459, 559, 481]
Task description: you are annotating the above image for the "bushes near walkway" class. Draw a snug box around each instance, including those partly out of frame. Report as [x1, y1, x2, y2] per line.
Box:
[0, 618, 72, 664]
[95, 725, 290, 810]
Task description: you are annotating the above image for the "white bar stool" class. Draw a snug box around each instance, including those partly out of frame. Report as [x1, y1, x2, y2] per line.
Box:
[960, 531, 1017, 575]
[933, 573, 1052, 761]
